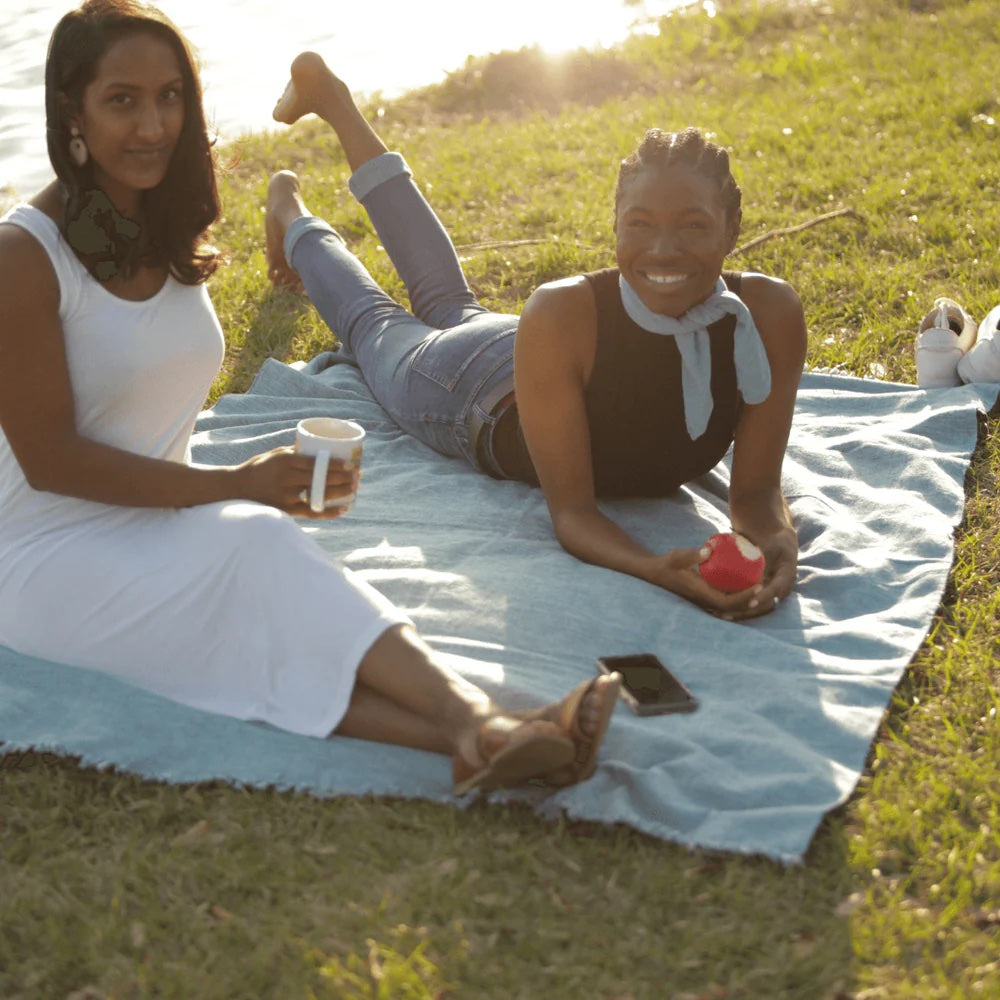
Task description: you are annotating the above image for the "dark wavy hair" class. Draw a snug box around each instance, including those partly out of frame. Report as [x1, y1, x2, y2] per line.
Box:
[615, 127, 742, 225]
[45, 0, 220, 284]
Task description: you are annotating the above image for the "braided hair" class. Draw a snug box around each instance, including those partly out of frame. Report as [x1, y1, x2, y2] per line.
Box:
[615, 128, 742, 224]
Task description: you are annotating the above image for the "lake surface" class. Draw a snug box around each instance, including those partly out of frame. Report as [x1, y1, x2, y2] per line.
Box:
[0, 0, 690, 204]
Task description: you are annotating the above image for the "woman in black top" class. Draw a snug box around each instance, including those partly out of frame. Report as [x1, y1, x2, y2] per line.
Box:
[265, 52, 807, 620]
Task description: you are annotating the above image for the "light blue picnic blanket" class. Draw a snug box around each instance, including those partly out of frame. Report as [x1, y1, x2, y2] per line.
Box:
[1, 358, 996, 863]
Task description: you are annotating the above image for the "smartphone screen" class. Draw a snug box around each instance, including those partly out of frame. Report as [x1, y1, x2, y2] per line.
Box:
[597, 653, 698, 715]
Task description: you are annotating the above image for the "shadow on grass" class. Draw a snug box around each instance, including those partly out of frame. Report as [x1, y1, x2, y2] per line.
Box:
[215, 287, 327, 400]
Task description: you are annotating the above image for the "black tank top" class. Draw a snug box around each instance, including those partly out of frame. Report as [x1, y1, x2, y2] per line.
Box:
[493, 268, 744, 498]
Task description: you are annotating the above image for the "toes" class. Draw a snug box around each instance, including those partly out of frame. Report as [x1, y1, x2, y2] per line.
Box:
[577, 676, 613, 736]
[272, 81, 301, 124]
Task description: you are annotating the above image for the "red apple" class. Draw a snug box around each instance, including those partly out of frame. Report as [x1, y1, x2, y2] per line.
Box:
[698, 532, 765, 592]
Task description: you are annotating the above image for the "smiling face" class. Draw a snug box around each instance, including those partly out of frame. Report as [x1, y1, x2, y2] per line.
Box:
[72, 30, 185, 216]
[615, 161, 741, 318]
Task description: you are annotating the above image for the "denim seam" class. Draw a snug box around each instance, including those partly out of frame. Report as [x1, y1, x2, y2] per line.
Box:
[410, 327, 514, 392]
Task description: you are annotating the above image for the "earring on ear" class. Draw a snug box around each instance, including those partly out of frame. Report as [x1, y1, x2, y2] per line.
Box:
[68, 126, 88, 167]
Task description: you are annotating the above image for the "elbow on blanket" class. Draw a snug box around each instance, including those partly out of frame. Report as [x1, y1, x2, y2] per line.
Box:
[549, 507, 585, 553]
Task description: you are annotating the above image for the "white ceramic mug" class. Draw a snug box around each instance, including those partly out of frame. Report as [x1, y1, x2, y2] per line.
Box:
[294, 417, 365, 513]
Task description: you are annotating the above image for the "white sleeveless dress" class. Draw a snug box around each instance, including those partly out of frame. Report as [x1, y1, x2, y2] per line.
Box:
[0, 205, 408, 738]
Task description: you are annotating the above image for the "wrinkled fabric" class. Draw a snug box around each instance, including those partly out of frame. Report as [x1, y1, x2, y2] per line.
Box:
[1, 360, 994, 863]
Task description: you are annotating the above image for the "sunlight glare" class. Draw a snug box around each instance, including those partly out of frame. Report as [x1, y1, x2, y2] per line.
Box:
[1, 0, 692, 200]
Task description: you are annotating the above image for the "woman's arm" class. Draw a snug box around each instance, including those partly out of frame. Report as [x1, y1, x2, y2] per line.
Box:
[514, 278, 745, 610]
[0, 227, 351, 516]
[724, 273, 808, 617]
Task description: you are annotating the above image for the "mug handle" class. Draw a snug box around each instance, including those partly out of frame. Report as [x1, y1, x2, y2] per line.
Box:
[309, 451, 330, 513]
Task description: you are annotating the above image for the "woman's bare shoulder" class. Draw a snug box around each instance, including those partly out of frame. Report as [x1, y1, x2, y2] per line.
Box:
[0, 182, 62, 255]
[0, 221, 53, 275]
[516, 275, 599, 383]
[737, 271, 807, 370]
[737, 271, 802, 311]
[0, 188, 63, 305]
[522, 274, 595, 322]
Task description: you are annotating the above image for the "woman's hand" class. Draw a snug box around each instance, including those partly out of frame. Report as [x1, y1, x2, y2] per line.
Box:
[645, 530, 797, 620]
[697, 526, 798, 621]
[235, 446, 360, 519]
[756, 526, 798, 600]
[637, 543, 763, 617]
[643, 544, 730, 604]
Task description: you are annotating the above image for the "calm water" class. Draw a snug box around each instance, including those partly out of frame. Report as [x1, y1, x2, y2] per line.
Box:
[0, 0, 690, 204]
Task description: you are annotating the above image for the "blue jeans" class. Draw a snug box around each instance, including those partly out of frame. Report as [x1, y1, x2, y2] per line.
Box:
[284, 152, 517, 474]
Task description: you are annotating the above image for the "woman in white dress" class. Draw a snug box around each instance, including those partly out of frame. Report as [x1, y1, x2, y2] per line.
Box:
[0, 0, 620, 795]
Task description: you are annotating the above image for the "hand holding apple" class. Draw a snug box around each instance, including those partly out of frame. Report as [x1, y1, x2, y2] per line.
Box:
[698, 531, 765, 593]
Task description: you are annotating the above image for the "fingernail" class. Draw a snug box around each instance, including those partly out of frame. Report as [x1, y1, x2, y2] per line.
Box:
[699, 547, 711, 559]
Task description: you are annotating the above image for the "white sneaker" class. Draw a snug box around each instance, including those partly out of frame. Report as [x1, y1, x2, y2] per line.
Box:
[957, 303, 1000, 384]
[915, 297, 978, 388]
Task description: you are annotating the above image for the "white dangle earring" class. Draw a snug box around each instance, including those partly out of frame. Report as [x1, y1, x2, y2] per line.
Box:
[68, 126, 88, 167]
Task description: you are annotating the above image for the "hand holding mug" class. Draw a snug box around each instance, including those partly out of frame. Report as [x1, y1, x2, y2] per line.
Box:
[295, 417, 365, 514]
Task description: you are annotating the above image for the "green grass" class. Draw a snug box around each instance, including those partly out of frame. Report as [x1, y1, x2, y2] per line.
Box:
[2, 0, 999, 996]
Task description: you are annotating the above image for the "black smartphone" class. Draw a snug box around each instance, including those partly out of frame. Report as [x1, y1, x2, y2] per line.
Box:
[596, 653, 698, 716]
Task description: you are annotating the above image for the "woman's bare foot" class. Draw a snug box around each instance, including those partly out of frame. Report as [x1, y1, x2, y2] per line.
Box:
[265, 170, 309, 290]
[272, 52, 388, 171]
[273, 52, 351, 124]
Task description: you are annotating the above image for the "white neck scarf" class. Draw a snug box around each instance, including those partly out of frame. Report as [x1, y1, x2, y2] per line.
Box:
[618, 274, 771, 440]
